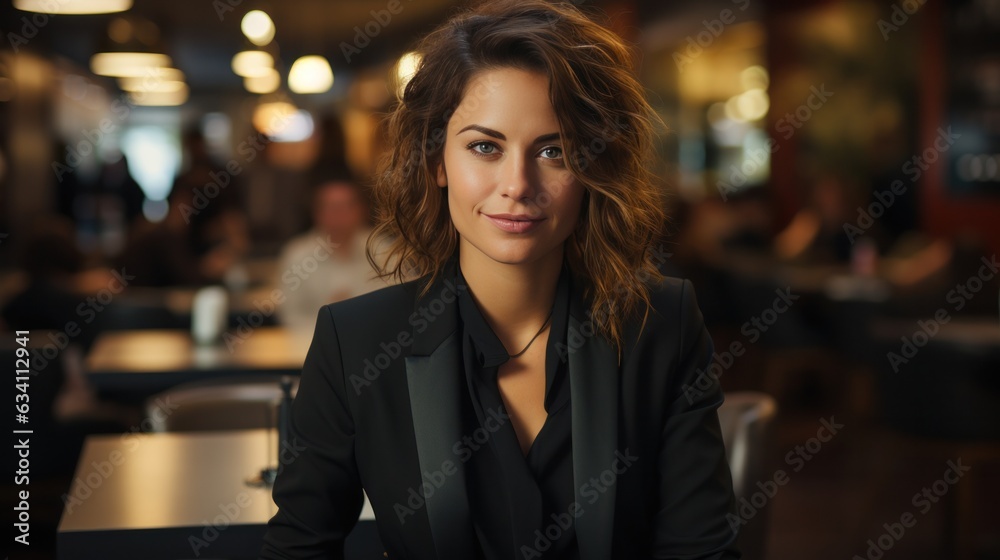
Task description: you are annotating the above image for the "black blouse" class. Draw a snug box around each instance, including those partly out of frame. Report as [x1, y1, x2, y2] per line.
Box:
[455, 260, 581, 560]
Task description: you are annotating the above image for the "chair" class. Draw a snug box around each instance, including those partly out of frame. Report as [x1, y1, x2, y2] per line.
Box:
[143, 375, 299, 432]
[718, 391, 778, 560]
[142, 374, 385, 558]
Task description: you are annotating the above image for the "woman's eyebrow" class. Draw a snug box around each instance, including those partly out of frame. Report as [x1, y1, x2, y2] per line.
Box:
[457, 124, 560, 144]
[458, 124, 505, 139]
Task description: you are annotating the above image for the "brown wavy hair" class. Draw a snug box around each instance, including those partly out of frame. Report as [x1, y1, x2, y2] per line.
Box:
[367, 0, 667, 353]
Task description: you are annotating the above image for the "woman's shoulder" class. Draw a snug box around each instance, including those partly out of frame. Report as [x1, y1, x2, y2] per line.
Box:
[645, 275, 698, 317]
[323, 277, 421, 323]
[621, 275, 706, 349]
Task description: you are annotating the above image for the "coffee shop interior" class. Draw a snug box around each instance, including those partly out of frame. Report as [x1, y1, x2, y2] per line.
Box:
[1, 0, 998, 558]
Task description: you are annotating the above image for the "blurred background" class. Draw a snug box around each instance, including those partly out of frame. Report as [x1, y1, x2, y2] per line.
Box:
[0, 0, 998, 558]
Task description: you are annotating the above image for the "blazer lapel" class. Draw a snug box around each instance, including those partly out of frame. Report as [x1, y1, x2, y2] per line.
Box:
[568, 289, 621, 560]
[404, 264, 477, 559]
[404, 261, 621, 560]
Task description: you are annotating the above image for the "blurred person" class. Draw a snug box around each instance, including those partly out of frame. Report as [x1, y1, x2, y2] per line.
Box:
[1, 217, 93, 349]
[116, 169, 249, 287]
[0, 217, 137, 469]
[775, 174, 856, 263]
[274, 178, 388, 329]
[97, 152, 146, 230]
[259, 1, 739, 558]
[308, 113, 353, 190]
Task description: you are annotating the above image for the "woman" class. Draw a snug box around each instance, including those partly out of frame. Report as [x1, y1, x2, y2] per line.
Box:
[259, 1, 740, 558]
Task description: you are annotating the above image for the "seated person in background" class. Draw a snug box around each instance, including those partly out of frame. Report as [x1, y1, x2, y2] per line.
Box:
[117, 177, 249, 287]
[1, 216, 137, 474]
[774, 175, 855, 263]
[274, 179, 390, 329]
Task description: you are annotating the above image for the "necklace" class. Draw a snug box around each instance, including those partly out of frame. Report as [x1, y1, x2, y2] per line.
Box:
[507, 309, 554, 358]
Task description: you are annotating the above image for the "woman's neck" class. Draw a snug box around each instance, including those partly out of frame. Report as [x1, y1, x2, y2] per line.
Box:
[459, 243, 562, 349]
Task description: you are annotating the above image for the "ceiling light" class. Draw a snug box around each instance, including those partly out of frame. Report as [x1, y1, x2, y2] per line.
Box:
[253, 100, 298, 136]
[740, 65, 769, 91]
[91, 52, 173, 77]
[268, 109, 314, 142]
[232, 50, 274, 78]
[118, 77, 186, 93]
[91, 15, 171, 77]
[244, 68, 280, 94]
[117, 67, 184, 91]
[241, 10, 275, 46]
[128, 84, 189, 106]
[736, 89, 769, 121]
[14, 0, 132, 14]
[288, 55, 333, 94]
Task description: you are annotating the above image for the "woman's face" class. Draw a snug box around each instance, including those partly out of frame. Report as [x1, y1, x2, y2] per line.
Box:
[436, 66, 585, 268]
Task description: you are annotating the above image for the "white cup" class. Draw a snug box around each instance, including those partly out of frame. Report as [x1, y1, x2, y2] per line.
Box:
[191, 286, 228, 345]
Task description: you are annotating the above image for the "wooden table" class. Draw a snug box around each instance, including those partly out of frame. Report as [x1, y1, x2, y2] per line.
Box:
[57, 429, 381, 560]
[85, 326, 314, 394]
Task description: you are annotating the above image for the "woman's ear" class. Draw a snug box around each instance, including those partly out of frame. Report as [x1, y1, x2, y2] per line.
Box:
[435, 161, 447, 188]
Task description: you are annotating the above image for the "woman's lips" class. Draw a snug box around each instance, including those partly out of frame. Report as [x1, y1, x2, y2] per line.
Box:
[483, 213, 544, 233]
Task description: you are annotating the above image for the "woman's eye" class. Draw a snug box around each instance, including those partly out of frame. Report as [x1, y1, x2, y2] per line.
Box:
[540, 146, 563, 160]
[469, 142, 498, 156]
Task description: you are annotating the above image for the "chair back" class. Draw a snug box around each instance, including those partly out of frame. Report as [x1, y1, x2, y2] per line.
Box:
[144, 375, 299, 432]
[718, 391, 778, 560]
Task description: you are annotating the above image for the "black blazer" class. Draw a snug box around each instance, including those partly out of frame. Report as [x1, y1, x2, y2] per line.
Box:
[259, 266, 740, 560]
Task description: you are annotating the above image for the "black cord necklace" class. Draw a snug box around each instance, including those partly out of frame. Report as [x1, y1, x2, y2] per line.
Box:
[507, 308, 554, 358]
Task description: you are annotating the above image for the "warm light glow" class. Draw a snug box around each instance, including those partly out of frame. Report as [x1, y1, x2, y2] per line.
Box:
[244, 68, 280, 94]
[736, 88, 769, 121]
[119, 78, 185, 93]
[253, 101, 316, 141]
[724, 96, 744, 123]
[288, 56, 333, 94]
[128, 84, 189, 106]
[740, 65, 769, 91]
[724, 89, 769, 122]
[232, 50, 274, 78]
[241, 10, 275, 46]
[120, 66, 184, 84]
[14, 0, 132, 14]
[395, 51, 421, 98]
[269, 110, 315, 142]
[91, 52, 173, 77]
[253, 101, 298, 136]
[118, 68, 185, 93]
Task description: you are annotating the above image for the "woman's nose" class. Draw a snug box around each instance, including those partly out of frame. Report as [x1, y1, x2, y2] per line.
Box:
[499, 154, 536, 201]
